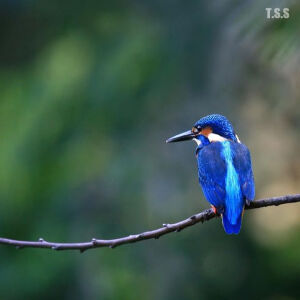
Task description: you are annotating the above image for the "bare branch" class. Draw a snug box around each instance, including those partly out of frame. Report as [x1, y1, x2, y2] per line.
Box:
[0, 194, 299, 252]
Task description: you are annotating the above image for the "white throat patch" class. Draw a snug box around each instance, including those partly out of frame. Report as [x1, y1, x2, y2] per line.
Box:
[207, 133, 228, 143]
[193, 138, 201, 146]
[193, 133, 239, 145]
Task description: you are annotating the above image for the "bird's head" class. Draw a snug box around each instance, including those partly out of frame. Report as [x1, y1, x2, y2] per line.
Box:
[166, 114, 239, 145]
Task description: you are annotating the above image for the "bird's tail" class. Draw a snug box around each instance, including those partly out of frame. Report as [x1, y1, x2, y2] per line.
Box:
[222, 209, 243, 235]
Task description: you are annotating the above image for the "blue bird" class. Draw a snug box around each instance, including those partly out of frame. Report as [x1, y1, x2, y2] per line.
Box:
[166, 114, 255, 234]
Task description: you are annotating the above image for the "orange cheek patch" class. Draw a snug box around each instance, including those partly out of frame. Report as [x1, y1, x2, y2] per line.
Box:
[201, 126, 213, 137]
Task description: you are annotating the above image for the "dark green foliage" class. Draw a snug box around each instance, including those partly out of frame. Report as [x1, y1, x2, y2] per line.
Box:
[0, 1, 299, 299]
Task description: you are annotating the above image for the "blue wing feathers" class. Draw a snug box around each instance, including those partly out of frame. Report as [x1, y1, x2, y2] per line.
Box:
[231, 143, 255, 201]
[197, 142, 226, 210]
[197, 141, 255, 234]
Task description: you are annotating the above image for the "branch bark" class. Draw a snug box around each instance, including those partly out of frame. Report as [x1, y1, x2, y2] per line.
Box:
[1, 194, 299, 252]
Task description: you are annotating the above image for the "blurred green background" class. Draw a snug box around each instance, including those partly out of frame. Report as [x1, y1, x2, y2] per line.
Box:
[0, 0, 299, 299]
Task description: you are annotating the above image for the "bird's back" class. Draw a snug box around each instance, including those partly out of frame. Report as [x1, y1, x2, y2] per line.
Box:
[197, 140, 255, 234]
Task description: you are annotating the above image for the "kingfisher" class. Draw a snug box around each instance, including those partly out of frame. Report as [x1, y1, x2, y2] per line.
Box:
[166, 114, 255, 234]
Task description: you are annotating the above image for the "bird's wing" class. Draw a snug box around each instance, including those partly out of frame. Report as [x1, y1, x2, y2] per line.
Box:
[197, 142, 227, 210]
[231, 143, 255, 201]
[197, 141, 255, 208]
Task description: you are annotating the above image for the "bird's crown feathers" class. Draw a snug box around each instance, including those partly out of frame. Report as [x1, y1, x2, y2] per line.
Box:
[194, 114, 237, 142]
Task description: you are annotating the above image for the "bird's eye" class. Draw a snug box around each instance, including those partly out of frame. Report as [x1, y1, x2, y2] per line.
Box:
[192, 127, 200, 133]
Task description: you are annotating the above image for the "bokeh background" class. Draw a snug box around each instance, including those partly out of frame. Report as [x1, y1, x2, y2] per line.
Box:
[0, 0, 299, 299]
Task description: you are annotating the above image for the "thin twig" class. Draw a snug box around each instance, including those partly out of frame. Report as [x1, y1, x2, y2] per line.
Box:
[0, 194, 299, 252]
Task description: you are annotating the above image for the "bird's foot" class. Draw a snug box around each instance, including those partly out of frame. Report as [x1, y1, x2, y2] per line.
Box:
[211, 205, 217, 214]
[211, 205, 222, 217]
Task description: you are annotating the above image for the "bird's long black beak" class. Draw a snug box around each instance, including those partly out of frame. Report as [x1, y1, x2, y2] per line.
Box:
[166, 130, 196, 143]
